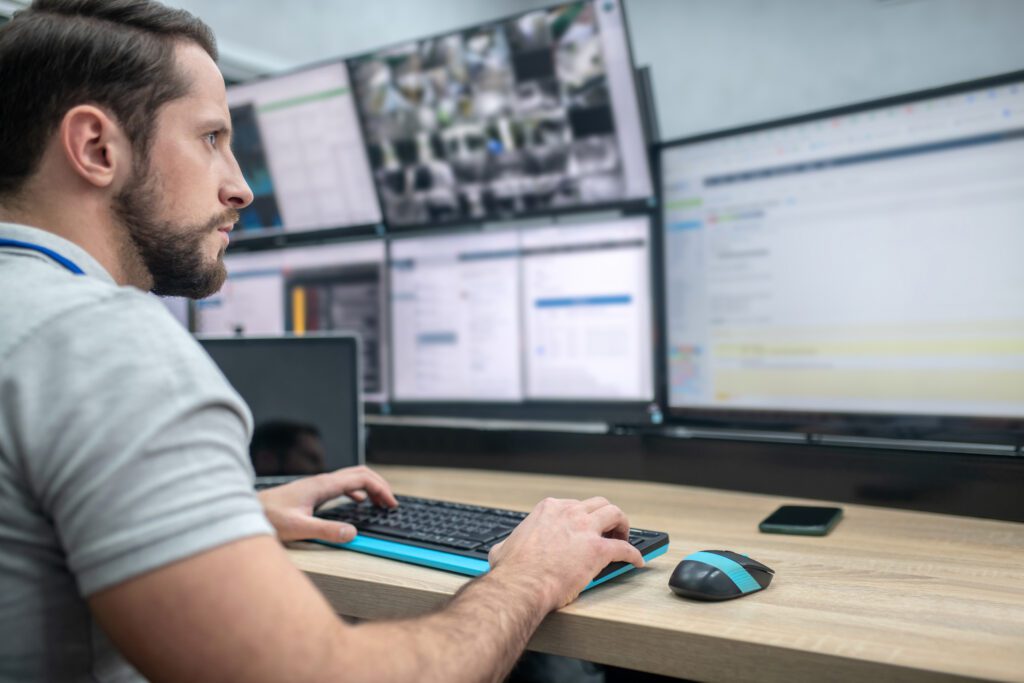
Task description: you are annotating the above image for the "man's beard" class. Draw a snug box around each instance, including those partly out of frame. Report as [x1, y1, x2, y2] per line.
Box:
[113, 167, 237, 299]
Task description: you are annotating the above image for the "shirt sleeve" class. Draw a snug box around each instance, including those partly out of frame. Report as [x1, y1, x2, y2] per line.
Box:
[7, 289, 273, 596]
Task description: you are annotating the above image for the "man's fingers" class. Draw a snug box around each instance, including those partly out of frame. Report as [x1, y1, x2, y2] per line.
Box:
[603, 538, 645, 568]
[285, 517, 357, 544]
[588, 503, 631, 540]
[311, 470, 360, 502]
[343, 467, 399, 508]
[361, 469, 399, 508]
[348, 490, 367, 502]
[580, 496, 610, 513]
[315, 467, 398, 508]
[274, 518, 358, 544]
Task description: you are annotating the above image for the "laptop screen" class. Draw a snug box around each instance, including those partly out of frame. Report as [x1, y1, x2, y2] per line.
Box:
[199, 335, 362, 476]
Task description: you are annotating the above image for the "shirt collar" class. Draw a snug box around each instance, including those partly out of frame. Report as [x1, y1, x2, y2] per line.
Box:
[0, 222, 118, 285]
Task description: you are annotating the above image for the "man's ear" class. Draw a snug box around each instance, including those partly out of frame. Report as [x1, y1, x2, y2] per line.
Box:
[59, 105, 130, 189]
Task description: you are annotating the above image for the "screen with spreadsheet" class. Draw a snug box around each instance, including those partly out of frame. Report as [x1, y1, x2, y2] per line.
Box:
[661, 74, 1024, 426]
[194, 240, 387, 401]
[389, 216, 653, 406]
[226, 61, 382, 237]
[348, 0, 652, 228]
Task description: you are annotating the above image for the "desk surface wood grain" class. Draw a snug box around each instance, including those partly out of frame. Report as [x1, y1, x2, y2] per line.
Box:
[287, 465, 1024, 683]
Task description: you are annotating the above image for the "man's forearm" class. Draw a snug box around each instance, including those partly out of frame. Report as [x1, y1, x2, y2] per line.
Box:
[350, 567, 552, 683]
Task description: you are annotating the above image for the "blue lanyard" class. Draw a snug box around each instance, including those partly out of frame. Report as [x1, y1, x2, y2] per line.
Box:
[0, 238, 85, 275]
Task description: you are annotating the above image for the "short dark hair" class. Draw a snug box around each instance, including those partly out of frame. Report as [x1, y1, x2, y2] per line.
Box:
[0, 0, 217, 199]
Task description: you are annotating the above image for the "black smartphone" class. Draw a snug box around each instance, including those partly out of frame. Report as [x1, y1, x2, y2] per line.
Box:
[758, 505, 843, 536]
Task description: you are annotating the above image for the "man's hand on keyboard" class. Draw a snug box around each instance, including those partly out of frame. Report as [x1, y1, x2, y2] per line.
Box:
[487, 496, 645, 610]
[258, 466, 399, 543]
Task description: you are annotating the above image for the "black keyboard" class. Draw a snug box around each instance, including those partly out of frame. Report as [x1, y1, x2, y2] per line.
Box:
[317, 494, 670, 581]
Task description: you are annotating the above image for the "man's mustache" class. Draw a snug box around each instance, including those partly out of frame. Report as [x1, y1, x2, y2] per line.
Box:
[205, 209, 240, 232]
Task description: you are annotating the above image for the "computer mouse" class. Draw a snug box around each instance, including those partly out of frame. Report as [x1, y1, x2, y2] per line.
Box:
[668, 550, 774, 601]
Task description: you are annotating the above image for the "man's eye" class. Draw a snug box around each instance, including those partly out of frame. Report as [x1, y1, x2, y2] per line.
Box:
[205, 132, 219, 146]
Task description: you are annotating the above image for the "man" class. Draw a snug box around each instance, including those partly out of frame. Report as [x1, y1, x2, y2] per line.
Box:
[0, 1, 644, 681]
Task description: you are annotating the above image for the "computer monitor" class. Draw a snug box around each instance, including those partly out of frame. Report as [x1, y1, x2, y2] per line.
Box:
[226, 61, 382, 237]
[389, 215, 655, 419]
[660, 72, 1024, 441]
[199, 335, 363, 475]
[349, 0, 652, 228]
[194, 239, 388, 402]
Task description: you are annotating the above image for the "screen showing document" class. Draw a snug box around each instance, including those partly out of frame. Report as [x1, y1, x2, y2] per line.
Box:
[662, 78, 1024, 418]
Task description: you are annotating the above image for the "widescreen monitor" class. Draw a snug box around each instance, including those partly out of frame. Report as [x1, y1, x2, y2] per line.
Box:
[226, 61, 382, 237]
[660, 72, 1024, 441]
[349, 0, 652, 228]
[194, 240, 388, 402]
[389, 216, 654, 418]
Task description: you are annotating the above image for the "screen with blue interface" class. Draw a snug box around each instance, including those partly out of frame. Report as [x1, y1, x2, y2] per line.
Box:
[349, 0, 651, 227]
[194, 240, 387, 401]
[226, 62, 382, 236]
[390, 216, 653, 403]
[661, 77, 1024, 420]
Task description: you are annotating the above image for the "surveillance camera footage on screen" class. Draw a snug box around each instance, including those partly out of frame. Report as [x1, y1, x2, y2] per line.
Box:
[349, 0, 651, 227]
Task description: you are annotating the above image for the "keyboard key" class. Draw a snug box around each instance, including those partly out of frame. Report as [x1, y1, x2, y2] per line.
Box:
[484, 531, 512, 545]
[467, 526, 511, 542]
[361, 523, 421, 538]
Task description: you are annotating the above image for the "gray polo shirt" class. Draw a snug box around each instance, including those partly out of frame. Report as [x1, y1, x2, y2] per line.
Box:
[0, 223, 274, 681]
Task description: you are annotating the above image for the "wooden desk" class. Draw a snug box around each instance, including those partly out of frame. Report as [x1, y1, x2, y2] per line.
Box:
[287, 466, 1024, 682]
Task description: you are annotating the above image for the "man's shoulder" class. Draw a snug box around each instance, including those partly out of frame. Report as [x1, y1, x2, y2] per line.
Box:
[0, 253, 252, 472]
[0, 254, 195, 369]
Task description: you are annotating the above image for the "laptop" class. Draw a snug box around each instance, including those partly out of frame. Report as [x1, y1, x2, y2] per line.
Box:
[198, 333, 363, 484]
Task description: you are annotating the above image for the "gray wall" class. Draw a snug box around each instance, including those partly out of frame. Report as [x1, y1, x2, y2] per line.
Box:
[168, 0, 1024, 139]
[627, 0, 1024, 140]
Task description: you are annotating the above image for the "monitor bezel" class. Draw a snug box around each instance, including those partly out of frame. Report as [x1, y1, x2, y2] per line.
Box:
[655, 69, 1024, 446]
[344, 0, 656, 234]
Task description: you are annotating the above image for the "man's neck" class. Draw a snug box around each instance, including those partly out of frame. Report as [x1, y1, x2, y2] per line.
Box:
[0, 196, 150, 288]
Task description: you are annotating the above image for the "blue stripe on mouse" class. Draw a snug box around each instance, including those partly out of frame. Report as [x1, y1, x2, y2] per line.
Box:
[669, 550, 775, 601]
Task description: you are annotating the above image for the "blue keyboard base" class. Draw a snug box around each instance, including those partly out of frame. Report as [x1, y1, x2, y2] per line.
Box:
[313, 535, 669, 591]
